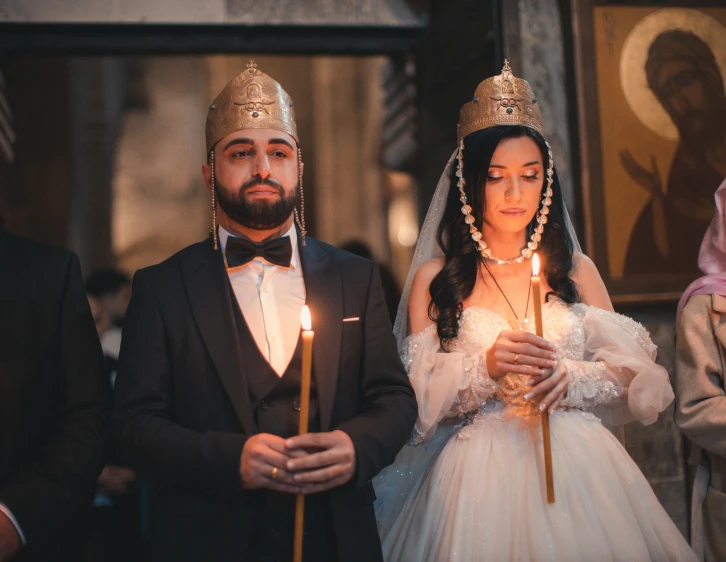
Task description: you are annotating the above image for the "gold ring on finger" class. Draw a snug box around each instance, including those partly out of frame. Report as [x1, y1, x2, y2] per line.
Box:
[271, 466, 279, 480]
[513, 353, 519, 365]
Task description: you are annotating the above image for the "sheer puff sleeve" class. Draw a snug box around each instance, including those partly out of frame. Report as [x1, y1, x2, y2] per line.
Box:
[561, 304, 674, 426]
[402, 325, 499, 444]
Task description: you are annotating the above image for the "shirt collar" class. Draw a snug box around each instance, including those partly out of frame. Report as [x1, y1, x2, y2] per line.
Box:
[218, 222, 300, 270]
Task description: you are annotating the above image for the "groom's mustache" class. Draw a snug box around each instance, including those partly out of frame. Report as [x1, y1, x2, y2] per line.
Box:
[240, 177, 285, 196]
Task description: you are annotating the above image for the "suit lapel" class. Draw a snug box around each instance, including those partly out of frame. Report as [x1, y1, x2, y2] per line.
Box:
[182, 239, 256, 434]
[300, 236, 342, 432]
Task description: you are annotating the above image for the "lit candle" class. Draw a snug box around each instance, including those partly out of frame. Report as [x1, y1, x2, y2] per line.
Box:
[298, 305, 314, 435]
[532, 253, 555, 504]
[294, 305, 314, 562]
[532, 254, 544, 338]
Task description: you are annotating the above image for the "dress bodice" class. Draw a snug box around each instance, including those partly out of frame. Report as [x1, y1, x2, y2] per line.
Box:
[454, 300, 583, 356]
[401, 299, 672, 444]
[450, 300, 586, 419]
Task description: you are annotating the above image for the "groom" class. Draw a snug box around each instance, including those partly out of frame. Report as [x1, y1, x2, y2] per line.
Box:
[114, 61, 417, 562]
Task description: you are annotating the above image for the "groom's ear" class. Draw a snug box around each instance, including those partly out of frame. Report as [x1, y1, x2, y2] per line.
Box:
[202, 164, 212, 193]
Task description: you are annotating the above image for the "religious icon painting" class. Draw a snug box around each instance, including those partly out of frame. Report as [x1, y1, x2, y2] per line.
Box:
[572, 2, 726, 302]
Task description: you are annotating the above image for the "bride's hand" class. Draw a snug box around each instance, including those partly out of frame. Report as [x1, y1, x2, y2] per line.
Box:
[485, 330, 558, 380]
[524, 360, 568, 413]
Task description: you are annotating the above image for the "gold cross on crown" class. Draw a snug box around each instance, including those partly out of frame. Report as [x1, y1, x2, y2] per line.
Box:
[246, 60, 259, 75]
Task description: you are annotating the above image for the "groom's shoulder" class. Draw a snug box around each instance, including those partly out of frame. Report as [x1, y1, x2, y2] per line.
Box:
[133, 238, 212, 283]
[309, 237, 375, 275]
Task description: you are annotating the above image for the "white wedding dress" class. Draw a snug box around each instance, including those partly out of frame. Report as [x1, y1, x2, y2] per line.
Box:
[376, 299, 696, 562]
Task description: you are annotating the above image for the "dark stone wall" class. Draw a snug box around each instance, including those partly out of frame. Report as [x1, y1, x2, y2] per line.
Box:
[415, 0, 500, 222]
[0, 58, 70, 245]
[0, 57, 124, 277]
[621, 303, 688, 536]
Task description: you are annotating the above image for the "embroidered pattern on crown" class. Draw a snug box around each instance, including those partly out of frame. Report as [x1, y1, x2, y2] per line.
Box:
[234, 86, 276, 117]
[233, 62, 276, 117]
[457, 59, 544, 141]
[205, 59, 298, 153]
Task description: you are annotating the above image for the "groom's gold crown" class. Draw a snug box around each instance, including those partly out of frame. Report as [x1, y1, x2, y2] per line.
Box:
[458, 60, 544, 141]
[206, 60, 299, 154]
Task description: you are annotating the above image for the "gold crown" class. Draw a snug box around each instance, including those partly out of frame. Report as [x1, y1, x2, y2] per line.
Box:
[206, 61, 298, 154]
[457, 60, 543, 141]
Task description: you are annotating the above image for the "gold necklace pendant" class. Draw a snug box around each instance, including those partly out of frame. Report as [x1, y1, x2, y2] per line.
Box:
[515, 317, 531, 331]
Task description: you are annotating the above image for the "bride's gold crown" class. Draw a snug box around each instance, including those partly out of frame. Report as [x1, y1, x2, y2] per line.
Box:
[206, 60, 298, 154]
[457, 60, 543, 141]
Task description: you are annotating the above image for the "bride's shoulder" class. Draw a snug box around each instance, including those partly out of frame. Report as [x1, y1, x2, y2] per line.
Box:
[571, 252, 614, 312]
[408, 258, 445, 333]
[412, 258, 445, 287]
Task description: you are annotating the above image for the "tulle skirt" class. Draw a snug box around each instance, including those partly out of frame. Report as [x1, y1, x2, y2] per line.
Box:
[381, 410, 696, 562]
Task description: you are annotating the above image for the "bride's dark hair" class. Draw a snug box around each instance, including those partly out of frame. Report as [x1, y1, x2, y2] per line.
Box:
[429, 125, 578, 350]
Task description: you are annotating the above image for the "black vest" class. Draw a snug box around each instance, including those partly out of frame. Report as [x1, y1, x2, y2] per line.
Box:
[231, 296, 337, 562]
[240, 326, 321, 439]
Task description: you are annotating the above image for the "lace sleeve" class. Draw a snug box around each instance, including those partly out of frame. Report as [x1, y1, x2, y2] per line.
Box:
[560, 358, 625, 410]
[563, 305, 674, 425]
[402, 326, 498, 444]
[451, 351, 499, 416]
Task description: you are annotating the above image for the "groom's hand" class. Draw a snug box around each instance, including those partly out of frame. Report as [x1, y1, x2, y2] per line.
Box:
[240, 433, 308, 494]
[284, 430, 356, 494]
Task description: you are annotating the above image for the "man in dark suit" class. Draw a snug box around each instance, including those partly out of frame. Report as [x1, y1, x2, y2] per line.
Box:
[114, 61, 417, 562]
[0, 232, 110, 562]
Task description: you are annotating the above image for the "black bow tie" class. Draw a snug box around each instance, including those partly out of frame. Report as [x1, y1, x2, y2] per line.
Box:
[225, 235, 293, 268]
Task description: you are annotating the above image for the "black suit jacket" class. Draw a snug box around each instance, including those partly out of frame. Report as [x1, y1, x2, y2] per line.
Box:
[0, 233, 110, 562]
[114, 235, 417, 562]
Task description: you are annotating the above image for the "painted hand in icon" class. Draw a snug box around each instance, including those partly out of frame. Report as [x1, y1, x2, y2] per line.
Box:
[619, 150, 664, 200]
[619, 150, 669, 259]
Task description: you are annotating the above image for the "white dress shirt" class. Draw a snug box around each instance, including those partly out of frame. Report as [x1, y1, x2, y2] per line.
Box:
[219, 224, 305, 376]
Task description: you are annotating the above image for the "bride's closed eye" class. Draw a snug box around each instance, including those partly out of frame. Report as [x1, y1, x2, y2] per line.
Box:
[487, 172, 540, 182]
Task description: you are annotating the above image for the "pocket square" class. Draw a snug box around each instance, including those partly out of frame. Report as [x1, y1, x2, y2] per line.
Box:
[343, 316, 360, 323]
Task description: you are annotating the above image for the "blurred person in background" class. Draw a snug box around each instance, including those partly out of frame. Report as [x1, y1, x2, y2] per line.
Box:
[676, 178, 726, 561]
[85, 270, 145, 562]
[86, 268, 131, 328]
[88, 294, 113, 346]
[86, 268, 131, 370]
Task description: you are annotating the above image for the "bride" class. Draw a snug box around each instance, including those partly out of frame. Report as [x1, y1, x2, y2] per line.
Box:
[375, 62, 696, 561]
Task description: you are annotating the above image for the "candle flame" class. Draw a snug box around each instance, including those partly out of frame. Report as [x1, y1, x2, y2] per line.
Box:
[301, 305, 312, 331]
[532, 253, 540, 276]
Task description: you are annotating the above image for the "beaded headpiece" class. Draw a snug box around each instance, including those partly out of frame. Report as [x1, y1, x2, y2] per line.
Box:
[456, 61, 554, 265]
[206, 60, 298, 155]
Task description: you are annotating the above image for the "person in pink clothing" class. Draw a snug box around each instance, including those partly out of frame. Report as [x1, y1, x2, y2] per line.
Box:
[676, 178, 726, 561]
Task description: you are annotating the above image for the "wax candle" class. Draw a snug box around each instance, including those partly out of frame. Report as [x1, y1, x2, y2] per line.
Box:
[294, 305, 314, 562]
[532, 254, 555, 504]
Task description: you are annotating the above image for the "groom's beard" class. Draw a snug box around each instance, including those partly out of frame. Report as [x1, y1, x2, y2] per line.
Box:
[216, 177, 299, 231]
